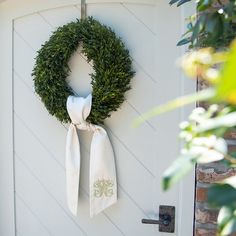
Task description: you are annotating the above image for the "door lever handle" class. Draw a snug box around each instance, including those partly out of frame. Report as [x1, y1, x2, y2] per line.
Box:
[142, 214, 171, 226]
[141, 205, 175, 233]
[142, 219, 160, 224]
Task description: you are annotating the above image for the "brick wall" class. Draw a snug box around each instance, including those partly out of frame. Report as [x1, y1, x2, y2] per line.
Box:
[194, 80, 236, 235]
[195, 161, 236, 235]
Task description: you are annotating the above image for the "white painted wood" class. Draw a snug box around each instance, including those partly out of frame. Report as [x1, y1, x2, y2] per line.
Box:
[1, 0, 156, 6]
[177, 3, 196, 236]
[0, 0, 196, 235]
[0, 0, 155, 21]
[0, 7, 16, 236]
[15, 196, 52, 236]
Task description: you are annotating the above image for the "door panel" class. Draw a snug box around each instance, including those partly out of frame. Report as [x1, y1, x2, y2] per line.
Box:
[0, 1, 195, 235]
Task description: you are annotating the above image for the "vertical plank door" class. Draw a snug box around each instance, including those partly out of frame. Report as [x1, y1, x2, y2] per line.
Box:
[0, 0, 195, 235]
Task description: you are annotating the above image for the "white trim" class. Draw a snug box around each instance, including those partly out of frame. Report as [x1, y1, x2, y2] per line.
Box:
[1, 0, 155, 6]
[178, 2, 196, 236]
[0, 13, 15, 236]
[0, 0, 156, 19]
[1, 1, 156, 22]
[86, 0, 156, 4]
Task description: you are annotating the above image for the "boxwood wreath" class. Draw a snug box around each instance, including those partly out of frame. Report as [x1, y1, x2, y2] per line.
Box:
[32, 17, 134, 124]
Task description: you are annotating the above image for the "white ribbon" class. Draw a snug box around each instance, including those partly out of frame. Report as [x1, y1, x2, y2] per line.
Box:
[66, 95, 117, 217]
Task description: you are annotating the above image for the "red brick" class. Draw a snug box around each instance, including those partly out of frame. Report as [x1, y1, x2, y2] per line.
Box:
[224, 130, 236, 139]
[196, 168, 236, 183]
[228, 145, 236, 153]
[195, 209, 219, 224]
[196, 187, 208, 202]
[195, 228, 216, 236]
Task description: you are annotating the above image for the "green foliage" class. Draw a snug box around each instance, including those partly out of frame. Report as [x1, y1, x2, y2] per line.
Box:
[208, 176, 236, 235]
[216, 40, 236, 104]
[133, 88, 215, 127]
[162, 105, 229, 189]
[136, 41, 236, 191]
[134, 37, 236, 235]
[162, 155, 194, 190]
[146, 1, 236, 235]
[170, 0, 191, 6]
[32, 17, 134, 124]
[166, 35, 236, 236]
[218, 206, 236, 235]
[169, 0, 236, 48]
[208, 184, 236, 207]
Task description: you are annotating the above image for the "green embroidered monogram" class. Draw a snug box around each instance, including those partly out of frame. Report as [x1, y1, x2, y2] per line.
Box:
[93, 179, 114, 198]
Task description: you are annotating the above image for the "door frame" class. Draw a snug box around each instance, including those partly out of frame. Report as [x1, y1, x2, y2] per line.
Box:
[0, 1, 196, 235]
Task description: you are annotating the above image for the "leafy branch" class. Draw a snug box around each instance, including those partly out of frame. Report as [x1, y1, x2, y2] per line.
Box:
[170, 0, 236, 48]
[134, 40, 236, 235]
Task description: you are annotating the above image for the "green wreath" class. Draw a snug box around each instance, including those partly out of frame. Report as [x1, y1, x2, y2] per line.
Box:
[32, 17, 134, 124]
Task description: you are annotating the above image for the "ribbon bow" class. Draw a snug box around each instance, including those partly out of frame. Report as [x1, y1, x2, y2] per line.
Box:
[66, 95, 117, 217]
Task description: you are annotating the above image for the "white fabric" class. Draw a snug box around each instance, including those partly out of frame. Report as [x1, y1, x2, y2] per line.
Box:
[66, 95, 117, 217]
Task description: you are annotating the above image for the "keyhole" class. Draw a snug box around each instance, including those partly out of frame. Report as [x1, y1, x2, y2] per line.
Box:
[161, 214, 171, 226]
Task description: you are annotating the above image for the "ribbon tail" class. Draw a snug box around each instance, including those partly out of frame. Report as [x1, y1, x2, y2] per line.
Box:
[90, 127, 117, 217]
[65, 123, 81, 216]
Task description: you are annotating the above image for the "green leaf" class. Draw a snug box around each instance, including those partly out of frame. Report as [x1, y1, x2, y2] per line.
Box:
[177, 38, 191, 46]
[196, 111, 236, 133]
[223, 176, 236, 189]
[187, 22, 193, 30]
[205, 14, 219, 34]
[221, 216, 236, 235]
[218, 206, 234, 232]
[208, 183, 236, 207]
[216, 39, 236, 104]
[197, 0, 212, 11]
[211, 178, 236, 235]
[169, 0, 180, 5]
[133, 88, 215, 127]
[191, 14, 207, 43]
[162, 155, 195, 190]
[177, 0, 191, 7]
[193, 137, 227, 164]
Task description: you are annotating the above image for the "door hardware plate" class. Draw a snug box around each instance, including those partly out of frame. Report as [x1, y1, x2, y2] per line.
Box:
[159, 205, 175, 233]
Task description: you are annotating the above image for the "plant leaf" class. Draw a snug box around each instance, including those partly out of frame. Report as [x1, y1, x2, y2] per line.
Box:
[133, 88, 215, 127]
[205, 14, 218, 34]
[218, 206, 234, 232]
[223, 176, 236, 189]
[208, 183, 236, 207]
[169, 0, 180, 5]
[197, 0, 212, 11]
[177, 0, 191, 7]
[162, 155, 194, 190]
[216, 39, 236, 104]
[177, 38, 191, 46]
[187, 22, 193, 30]
[221, 217, 236, 235]
[196, 111, 236, 133]
[191, 14, 207, 42]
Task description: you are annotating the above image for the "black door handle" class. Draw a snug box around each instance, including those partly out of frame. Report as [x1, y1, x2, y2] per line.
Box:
[141, 205, 175, 233]
[142, 214, 171, 226]
[142, 219, 160, 224]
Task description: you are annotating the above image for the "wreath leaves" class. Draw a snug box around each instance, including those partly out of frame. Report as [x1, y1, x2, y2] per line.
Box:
[32, 17, 134, 124]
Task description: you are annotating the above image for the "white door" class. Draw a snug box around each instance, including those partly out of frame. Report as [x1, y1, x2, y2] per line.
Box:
[0, 0, 195, 235]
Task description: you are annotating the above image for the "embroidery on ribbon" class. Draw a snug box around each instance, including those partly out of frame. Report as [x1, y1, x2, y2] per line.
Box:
[93, 179, 114, 198]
